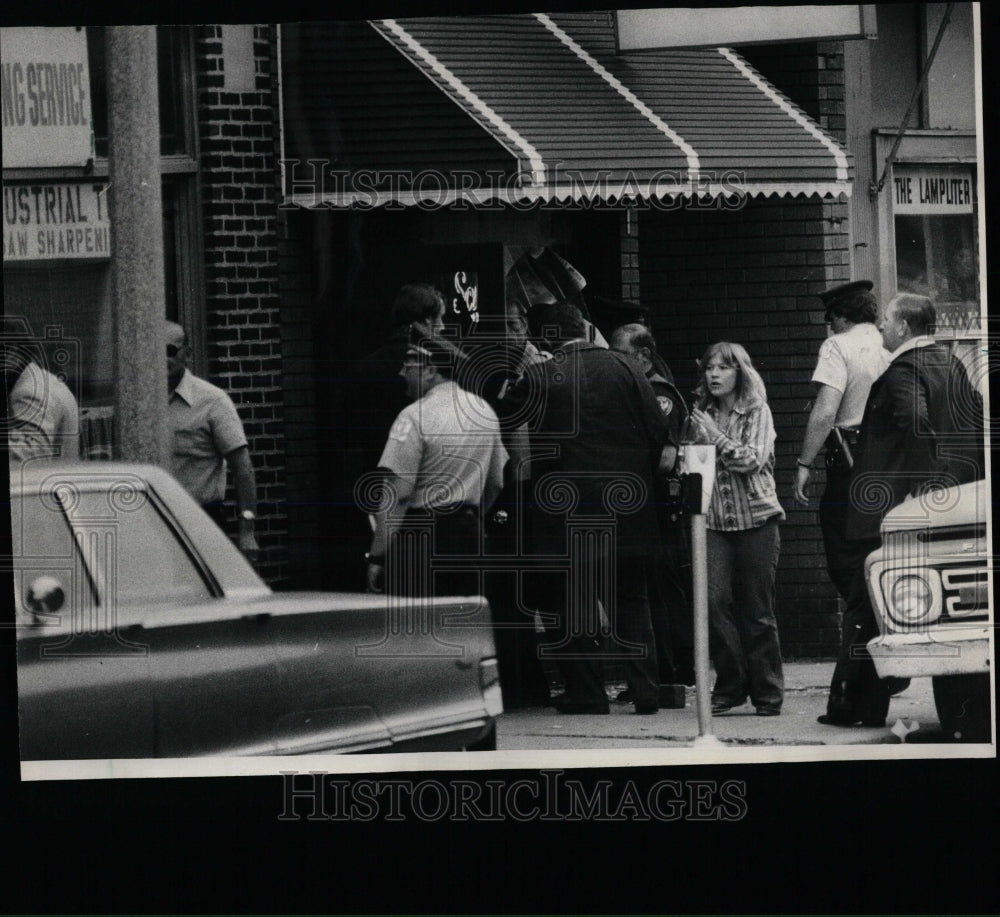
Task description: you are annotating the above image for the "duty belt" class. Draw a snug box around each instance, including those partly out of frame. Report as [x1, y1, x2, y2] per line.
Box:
[825, 426, 859, 472]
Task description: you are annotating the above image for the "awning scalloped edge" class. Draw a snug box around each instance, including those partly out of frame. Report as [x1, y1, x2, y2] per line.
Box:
[282, 181, 853, 210]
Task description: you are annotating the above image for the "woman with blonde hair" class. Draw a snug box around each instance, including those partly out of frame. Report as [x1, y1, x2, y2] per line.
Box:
[690, 341, 785, 716]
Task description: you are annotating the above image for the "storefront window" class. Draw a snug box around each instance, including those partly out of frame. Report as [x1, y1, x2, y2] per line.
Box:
[892, 165, 979, 331]
[5, 26, 201, 459]
[86, 26, 193, 158]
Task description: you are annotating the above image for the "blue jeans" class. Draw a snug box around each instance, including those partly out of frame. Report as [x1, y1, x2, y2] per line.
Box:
[707, 519, 784, 710]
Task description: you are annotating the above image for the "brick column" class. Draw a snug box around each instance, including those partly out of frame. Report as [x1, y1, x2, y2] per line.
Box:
[196, 25, 288, 587]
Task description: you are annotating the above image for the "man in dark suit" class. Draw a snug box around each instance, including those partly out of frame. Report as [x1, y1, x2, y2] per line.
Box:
[500, 302, 671, 715]
[819, 293, 984, 727]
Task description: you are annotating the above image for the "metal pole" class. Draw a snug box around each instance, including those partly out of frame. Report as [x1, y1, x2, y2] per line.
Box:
[870, 2, 954, 199]
[107, 26, 168, 465]
[690, 511, 721, 746]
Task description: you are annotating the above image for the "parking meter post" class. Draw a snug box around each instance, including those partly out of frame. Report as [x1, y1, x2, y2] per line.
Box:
[679, 457, 724, 748]
[690, 511, 714, 739]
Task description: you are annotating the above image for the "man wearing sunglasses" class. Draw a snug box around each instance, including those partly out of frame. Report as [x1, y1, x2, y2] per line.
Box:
[166, 320, 259, 565]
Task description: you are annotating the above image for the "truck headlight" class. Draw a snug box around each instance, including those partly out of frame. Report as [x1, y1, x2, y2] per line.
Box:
[885, 570, 942, 627]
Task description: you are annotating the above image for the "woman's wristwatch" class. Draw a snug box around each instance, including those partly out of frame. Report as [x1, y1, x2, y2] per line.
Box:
[796, 459, 812, 470]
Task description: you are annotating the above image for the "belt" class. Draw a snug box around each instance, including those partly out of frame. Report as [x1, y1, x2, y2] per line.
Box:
[408, 504, 479, 519]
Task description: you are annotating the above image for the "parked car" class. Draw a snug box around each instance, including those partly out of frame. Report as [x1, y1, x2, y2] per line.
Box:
[11, 462, 502, 759]
[865, 478, 993, 742]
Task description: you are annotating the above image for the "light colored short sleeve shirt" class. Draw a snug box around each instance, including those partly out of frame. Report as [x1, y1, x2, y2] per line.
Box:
[378, 381, 508, 512]
[168, 370, 248, 504]
[811, 323, 889, 428]
[8, 361, 80, 461]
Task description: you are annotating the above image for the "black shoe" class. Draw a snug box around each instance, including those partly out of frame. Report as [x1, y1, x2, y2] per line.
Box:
[634, 699, 659, 715]
[818, 712, 887, 728]
[817, 713, 861, 726]
[547, 691, 569, 708]
[755, 707, 781, 717]
[615, 688, 634, 704]
[554, 697, 610, 715]
[711, 701, 737, 715]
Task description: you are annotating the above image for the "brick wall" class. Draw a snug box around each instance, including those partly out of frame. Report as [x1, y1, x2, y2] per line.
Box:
[740, 41, 847, 144]
[196, 25, 288, 587]
[639, 195, 850, 658]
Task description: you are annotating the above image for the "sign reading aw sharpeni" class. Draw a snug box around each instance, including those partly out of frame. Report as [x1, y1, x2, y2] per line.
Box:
[1, 26, 94, 169]
[3, 183, 110, 261]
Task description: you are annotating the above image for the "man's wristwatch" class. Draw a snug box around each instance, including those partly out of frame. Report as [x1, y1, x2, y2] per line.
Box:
[240, 510, 256, 522]
[796, 459, 812, 470]
[365, 552, 384, 565]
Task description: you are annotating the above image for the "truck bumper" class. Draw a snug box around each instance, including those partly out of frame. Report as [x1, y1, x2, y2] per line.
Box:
[867, 627, 992, 679]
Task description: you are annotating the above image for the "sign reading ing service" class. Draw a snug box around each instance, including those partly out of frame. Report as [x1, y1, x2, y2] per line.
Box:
[892, 167, 974, 215]
[4, 183, 110, 261]
[1, 27, 94, 169]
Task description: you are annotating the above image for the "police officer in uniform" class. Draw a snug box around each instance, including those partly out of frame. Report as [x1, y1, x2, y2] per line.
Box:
[791, 281, 908, 718]
[791, 281, 888, 599]
[366, 326, 508, 599]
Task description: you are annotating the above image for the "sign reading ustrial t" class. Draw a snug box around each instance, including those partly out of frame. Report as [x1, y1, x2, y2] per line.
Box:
[1, 27, 94, 168]
[3, 183, 110, 261]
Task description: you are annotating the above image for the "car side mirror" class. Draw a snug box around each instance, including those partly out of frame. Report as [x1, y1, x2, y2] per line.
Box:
[25, 576, 66, 616]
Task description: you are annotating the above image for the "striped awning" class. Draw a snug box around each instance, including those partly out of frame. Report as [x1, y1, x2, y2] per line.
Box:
[281, 12, 852, 208]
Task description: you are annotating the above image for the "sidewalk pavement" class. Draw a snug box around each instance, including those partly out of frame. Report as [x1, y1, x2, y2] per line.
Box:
[496, 661, 948, 750]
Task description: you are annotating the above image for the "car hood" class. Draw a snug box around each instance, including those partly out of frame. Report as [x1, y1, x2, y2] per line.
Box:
[880, 478, 986, 534]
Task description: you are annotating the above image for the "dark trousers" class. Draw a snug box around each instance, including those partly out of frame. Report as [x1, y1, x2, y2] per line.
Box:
[536, 548, 659, 709]
[385, 505, 481, 598]
[825, 543, 891, 723]
[707, 519, 784, 710]
[819, 468, 870, 601]
[484, 482, 551, 708]
[646, 548, 678, 684]
[655, 510, 694, 683]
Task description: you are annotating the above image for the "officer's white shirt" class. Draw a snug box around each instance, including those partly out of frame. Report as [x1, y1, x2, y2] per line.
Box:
[378, 380, 508, 512]
[811, 323, 890, 428]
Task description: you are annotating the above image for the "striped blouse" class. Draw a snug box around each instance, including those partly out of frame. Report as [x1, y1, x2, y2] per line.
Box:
[702, 399, 786, 532]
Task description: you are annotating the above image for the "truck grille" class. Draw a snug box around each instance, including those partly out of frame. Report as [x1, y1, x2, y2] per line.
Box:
[940, 565, 990, 621]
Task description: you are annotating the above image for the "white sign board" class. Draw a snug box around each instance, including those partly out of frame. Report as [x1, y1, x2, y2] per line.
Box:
[616, 6, 876, 51]
[3, 183, 110, 261]
[1, 27, 94, 168]
[892, 167, 975, 215]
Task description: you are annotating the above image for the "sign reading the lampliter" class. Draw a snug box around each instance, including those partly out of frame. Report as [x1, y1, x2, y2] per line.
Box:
[892, 167, 974, 215]
[3, 183, 110, 261]
[1, 27, 94, 168]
